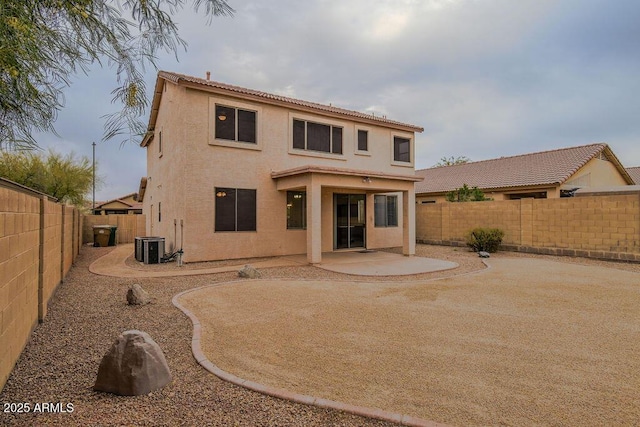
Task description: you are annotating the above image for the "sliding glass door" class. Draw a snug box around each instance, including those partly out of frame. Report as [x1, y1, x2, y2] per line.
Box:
[334, 194, 366, 249]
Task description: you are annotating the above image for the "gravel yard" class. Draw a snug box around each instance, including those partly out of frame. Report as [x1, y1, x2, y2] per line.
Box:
[179, 254, 640, 426]
[1, 244, 638, 426]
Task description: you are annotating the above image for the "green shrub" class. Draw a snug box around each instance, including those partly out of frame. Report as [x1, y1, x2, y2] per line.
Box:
[465, 227, 505, 253]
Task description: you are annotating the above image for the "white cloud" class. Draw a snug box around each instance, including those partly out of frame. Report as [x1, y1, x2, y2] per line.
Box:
[32, 0, 640, 199]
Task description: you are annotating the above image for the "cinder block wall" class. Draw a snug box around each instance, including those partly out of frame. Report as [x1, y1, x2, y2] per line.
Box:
[0, 182, 82, 393]
[416, 194, 640, 260]
[0, 187, 40, 394]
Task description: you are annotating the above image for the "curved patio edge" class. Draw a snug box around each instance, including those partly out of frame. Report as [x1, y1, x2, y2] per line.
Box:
[88, 244, 303, 278]
[172, 285, 453, 427]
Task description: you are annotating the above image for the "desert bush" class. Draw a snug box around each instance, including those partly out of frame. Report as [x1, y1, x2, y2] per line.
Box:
[466, 227, 505, 253]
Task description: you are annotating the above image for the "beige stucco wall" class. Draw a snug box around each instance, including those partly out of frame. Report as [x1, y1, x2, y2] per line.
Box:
[144, 81, 417, 262]
[565, 156, 629, 188]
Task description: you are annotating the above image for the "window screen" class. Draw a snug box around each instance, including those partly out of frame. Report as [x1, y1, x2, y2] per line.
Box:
[237, 110, 256, 143]
[293, 120, 306, 149]
[394, 137, 410, 162]
[307, 122, 331, 152]
[215, 188, 257, 232]
[236, 189, 257, 231]
[215, 106, 236, 141]
[374, 195, 398, 227]
[287, 191, 306, 229]
[358, 129, 368, 151]
[292, 119, 343, 154]
[332, 127, 343, 154]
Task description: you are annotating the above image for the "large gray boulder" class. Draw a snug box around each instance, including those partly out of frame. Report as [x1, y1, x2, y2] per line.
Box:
[94, 330, 172, 396]
[127, 284, 151, 305]
[238, 264, 260, 278]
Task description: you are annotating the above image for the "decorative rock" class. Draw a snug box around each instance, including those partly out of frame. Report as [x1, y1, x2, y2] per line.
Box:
[94, 330, 172, 396]
[127, 284, 151, 305]
[478, 251, 491, 258]
[238, 264, 260, 278]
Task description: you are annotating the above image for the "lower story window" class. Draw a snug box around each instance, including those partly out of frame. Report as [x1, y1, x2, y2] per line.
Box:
[374, 195, 398, 227]
[215, 187, 257, 231]
[287, 191, 306, 229]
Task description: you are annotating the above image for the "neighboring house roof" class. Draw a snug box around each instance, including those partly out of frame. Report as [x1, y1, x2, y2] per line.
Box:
[626, 166, 640, 184]
[93, 193, 141, 210]
[415, 143, 634, 195]
[141, 71, 423, 146]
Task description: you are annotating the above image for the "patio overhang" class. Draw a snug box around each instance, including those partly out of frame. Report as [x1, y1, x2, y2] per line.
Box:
[272, 165, 423, 182]
[271, 165, 420, 264]
[271, 165, 423, 192]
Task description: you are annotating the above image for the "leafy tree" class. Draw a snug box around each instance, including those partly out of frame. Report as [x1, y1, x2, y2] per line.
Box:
[445, 184, 490, 202]
[434, 156, 471, 167]
[0, 0, 234, 149]
[0, 150, 98, 205]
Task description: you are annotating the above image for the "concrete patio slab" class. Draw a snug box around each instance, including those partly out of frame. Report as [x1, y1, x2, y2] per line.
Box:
[285, 251, 458, 276]
[89, 244, 458, 278]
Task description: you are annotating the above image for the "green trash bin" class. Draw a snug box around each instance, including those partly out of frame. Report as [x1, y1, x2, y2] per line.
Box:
[93, 225, 111, 247]
[108, 226, 118, 246]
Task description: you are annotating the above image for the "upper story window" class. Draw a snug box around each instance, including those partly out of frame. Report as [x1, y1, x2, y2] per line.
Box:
[393, 136, 410, 163]
[357, 129, 368, 151]
[292, 119, 343, 155]
[215, 104, 256, 144]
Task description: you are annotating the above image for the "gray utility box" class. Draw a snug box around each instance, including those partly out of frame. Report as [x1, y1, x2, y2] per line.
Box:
[135, 236, 161, 262]
[143, 238, 165, 265]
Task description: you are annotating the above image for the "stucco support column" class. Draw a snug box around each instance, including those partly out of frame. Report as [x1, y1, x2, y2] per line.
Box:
[403, 188, 416, 256]
[306, 179, 322, 264]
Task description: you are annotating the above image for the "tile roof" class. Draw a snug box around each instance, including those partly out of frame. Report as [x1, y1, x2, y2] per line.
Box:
[415, 143, 631, 194]
[155, 71, 424, 132]
[626, 166, 640, 184]
[94, 193, 140, 209]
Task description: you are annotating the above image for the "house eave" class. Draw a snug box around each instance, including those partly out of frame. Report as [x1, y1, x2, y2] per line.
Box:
[157, 71, 424, 133]
[272, 165, 424, 182]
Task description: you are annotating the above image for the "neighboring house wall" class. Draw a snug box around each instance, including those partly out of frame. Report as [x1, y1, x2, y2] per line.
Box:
[93, 194, 142, 215]
[143, 75, 421, 262]
[0, 180, 82, 393]
[564, 156, 629, 189]
[416, 144, 632, 203]
[416, 195, 640, 260]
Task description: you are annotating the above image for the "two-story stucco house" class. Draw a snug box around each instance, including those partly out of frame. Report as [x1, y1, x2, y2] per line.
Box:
[139, 71, 424, 263]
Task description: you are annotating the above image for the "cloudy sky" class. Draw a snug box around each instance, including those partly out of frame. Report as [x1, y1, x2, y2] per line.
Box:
[36, 0, 640, 201]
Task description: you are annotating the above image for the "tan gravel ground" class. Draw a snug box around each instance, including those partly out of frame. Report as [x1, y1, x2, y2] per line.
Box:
[179, 254, 640, 427]
[1, 244, 638, 426]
